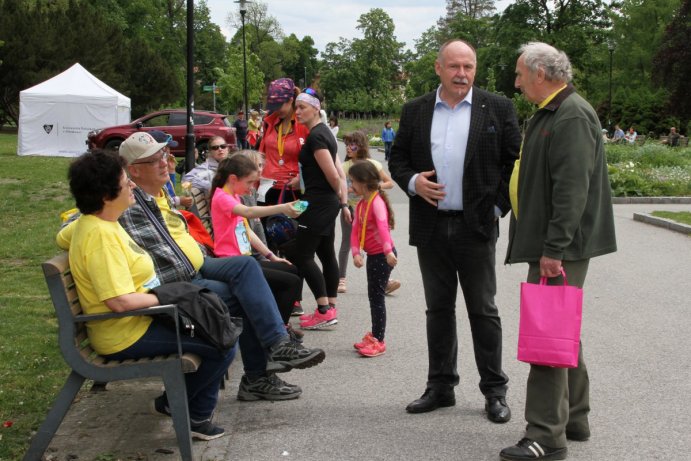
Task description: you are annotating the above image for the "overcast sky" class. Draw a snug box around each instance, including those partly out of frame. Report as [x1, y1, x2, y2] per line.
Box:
[205, 0, 514, 54]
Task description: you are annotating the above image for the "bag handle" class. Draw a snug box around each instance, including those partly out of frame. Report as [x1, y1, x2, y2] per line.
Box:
[277, 183, 297, 204]
[539, 268, 568, 286]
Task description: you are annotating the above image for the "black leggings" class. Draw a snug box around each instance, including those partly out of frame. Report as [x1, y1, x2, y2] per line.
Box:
[258, 260, 302, 324]
[284, 227, 339, 302]
[366, 252, 394, 341]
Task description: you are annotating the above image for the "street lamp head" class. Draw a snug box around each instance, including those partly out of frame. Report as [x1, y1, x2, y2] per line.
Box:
[607, 39, 616, 52]
[235, 0, 253, 14]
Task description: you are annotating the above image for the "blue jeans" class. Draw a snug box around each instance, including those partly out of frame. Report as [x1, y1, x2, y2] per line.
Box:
[195, 256, 287, 379]
[106, 319, 236, 421]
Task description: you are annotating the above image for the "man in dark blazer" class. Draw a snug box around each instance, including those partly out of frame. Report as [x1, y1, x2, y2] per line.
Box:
[389, 39, 520, 422]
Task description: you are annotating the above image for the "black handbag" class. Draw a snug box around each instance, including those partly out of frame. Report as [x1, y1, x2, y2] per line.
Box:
[151, 282, 243, 352]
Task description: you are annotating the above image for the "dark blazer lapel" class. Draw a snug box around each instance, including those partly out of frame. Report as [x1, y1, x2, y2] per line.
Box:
[465, 88, 487, 167]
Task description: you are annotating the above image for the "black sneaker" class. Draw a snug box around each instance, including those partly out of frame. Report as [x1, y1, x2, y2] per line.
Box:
[150, 394, 171, 417]
[190, 419, 225, 441]
[267, 339, 325, 372]
[291, 301, 304, 316]
[237, 374, 302, 401]
[500, 438, 567, 460]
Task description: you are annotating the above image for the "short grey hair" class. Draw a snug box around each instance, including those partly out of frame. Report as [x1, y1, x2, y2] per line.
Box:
[518, 42, 572, 83]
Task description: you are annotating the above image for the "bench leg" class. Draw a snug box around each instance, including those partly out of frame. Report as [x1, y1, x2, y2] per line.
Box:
[162, 369, 194, 461]
[23, 371, 85, 461]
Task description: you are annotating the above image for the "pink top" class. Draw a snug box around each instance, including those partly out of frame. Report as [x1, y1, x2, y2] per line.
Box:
[350, 193, 394, 256]
[211, 188, 252, 258]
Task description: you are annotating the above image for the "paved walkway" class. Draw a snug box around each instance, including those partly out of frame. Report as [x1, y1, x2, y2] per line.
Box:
[43, 148, 691, 461]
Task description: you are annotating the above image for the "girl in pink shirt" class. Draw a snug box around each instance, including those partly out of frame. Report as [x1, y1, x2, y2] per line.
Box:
[210, 154, 303, 325]
[349, 161, 398, 357]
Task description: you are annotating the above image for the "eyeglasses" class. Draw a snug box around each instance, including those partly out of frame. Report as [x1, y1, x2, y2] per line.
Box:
[304, 88, 317, 96]
[209, 144, 229, 150]
[134, 150, 169, 165]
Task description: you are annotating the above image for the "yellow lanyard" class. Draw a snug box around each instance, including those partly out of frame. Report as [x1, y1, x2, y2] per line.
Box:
[277, 119, 290, 162]
[359, 191, 378, 250]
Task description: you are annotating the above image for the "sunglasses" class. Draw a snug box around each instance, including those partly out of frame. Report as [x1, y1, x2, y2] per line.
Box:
[209, 144, 229, 150]
[134, 151, 169, 165]
[303, 88, 317, 96]
[348, 143, 359, 150]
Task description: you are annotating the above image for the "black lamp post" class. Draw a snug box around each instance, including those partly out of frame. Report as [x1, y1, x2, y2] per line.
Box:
[185, 0, 195, 172]
[236, 0, 252, 117]
[607, 40, 615, 129]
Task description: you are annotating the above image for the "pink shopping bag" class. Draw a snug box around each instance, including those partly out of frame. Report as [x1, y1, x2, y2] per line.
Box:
[518, 269, 583, 368]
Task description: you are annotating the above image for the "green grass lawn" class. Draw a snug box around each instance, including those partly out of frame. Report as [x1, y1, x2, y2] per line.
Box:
[336, 117, 398, 143]
[651, 211, 691, 225]
[0, 132, 74, 459]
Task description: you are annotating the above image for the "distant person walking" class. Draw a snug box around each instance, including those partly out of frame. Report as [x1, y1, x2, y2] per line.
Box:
[381, 121, 396, 161]
[233, 111, 249, 150]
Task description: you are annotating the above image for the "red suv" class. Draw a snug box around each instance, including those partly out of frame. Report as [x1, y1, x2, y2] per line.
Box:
[87, 109, 237, 156]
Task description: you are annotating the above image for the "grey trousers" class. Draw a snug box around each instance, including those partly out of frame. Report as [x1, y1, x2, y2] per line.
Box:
[524, 259, 591, 448]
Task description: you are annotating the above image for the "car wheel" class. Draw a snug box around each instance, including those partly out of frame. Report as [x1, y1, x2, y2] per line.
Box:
[104, 139, 123, 151]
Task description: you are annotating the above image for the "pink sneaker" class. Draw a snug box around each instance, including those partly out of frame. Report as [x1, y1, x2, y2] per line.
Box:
[358, 338, 386, 357]
[299, 307, 338, 330]
[353, 332, 375, 350]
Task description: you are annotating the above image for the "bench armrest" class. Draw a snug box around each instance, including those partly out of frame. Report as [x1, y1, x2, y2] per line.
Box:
[74, 304, 177, 323]
[74, 304, 184, 357]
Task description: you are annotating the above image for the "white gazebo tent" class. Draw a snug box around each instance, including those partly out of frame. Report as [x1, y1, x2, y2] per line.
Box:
[18, 63, 131, 157]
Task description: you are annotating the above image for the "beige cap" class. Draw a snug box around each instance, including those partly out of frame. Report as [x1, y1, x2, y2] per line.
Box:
[119, 132, 167, 164]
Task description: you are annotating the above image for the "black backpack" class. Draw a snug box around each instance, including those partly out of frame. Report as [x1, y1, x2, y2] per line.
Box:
[152, 282, 243, 352]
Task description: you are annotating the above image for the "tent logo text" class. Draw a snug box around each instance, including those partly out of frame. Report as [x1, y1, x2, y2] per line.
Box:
[43, 125, 53, 134]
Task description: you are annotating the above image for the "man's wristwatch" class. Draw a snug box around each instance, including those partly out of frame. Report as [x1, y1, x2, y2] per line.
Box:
[340, 203, 348, 209]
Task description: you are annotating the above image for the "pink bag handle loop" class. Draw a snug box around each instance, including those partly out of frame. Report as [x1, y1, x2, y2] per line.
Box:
[539, 268, 568, 286]
[277, 183, 297, 204]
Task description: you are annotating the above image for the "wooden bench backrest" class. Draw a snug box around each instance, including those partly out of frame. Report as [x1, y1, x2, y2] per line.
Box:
[42, 253, 200, 377]
[42, 253, 104, 368]
[190, 187, 213, 238]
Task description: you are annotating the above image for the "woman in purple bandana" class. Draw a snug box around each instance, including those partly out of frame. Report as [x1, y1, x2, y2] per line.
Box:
[283, 89, 350, 331]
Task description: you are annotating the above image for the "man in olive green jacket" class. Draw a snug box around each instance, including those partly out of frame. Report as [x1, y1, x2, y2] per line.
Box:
[500, 42, 617, 461]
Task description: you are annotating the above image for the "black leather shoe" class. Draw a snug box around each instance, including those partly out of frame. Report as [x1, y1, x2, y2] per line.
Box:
[500, 438, 567, 460]
[485, 396, 511, 423]
[405, 388, 455, 414]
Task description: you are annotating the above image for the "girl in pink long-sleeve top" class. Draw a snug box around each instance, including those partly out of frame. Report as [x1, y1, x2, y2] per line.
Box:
[349, 161, 398, 357]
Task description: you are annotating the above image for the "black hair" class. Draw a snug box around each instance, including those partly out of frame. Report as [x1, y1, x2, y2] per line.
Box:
[209, 154, 258, 205]
[68, 149, 127, 214]
[348, 160, 395, 229]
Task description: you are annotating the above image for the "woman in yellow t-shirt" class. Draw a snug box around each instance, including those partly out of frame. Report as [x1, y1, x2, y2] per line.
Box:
[66, 149, 235, 441]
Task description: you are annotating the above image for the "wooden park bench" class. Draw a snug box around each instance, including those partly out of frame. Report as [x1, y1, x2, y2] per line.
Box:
[24, 252, 201, 461]
[190, 186, 213, 238]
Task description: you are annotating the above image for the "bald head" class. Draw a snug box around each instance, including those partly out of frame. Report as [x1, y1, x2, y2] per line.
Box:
[435, 40, 477, 107]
